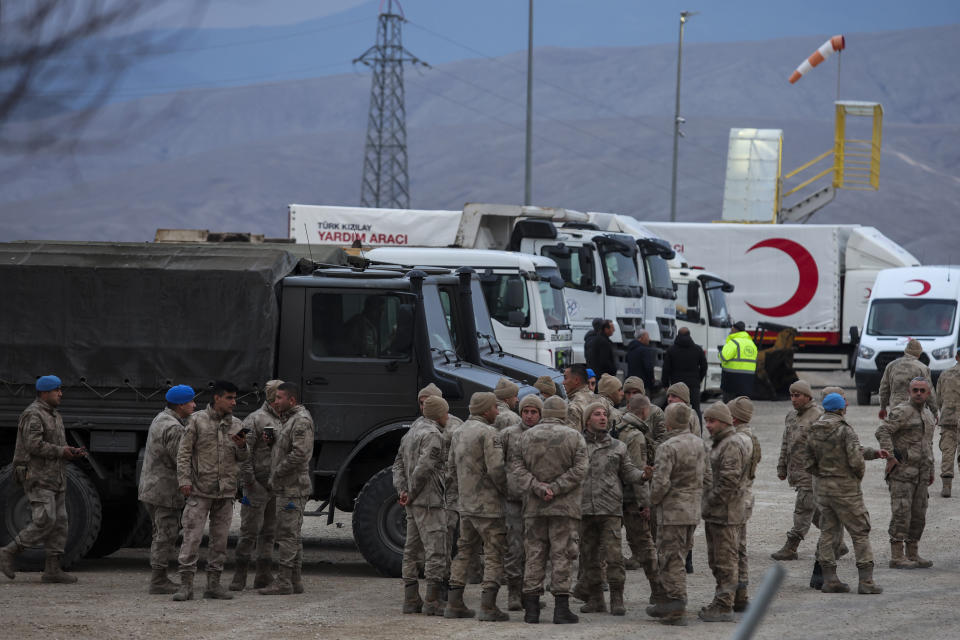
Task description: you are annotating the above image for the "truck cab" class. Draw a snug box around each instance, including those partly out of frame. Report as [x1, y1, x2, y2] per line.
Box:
[855, 266, 960, 405]
[364, 247, 573, 370]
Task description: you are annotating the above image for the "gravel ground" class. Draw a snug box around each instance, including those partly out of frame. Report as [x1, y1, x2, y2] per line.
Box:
[3, 377, 959, 640]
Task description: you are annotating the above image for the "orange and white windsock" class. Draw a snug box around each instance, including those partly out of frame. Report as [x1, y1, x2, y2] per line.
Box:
[789, 35, 845, 84]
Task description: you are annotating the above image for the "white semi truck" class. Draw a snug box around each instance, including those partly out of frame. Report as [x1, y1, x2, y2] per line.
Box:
[644, 222, 919, 372]
[289, 204, 678, 370]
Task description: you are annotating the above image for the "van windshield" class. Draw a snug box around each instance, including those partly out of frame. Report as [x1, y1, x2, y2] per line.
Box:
[866, 298, 957, 337]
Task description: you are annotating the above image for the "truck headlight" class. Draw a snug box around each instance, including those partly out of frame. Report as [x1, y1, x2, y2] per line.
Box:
[858, 345, 875, 359]
[932, 345, 955, 360]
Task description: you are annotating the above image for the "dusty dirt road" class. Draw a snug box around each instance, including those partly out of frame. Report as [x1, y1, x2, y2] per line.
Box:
[3, 386, 959, 639]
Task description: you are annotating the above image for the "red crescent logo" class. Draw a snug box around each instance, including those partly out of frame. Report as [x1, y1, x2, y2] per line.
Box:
[864, 287, 872, 300]
[905, 279, 931, 297]
[744, 238, 819, 317]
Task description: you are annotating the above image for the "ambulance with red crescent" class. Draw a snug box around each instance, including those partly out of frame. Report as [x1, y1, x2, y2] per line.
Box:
[855, 266, 960, 405]
[642, 222, 919, 379]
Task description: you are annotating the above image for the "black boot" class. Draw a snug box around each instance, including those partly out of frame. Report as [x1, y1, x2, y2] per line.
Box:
[553, 594, 579, 624]
[522, 593, 540, 624]
[809, 561, 823, 590]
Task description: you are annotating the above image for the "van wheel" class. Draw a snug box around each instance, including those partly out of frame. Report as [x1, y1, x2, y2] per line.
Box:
[0, 463, 102, 570]
[856, 386, 871, 406]
[352, 467, 404, 577]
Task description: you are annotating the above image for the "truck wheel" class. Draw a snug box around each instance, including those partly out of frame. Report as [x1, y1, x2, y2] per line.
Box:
[856, 386, 871, 406]
[86, 497, 139, 558]
[352, 467, 404, 578]
[0, 463, 102, 570]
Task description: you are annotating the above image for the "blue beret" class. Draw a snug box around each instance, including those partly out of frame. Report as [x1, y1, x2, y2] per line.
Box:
[822, 393, 845, 411]
[165, 385, 196, 405]
[587, 369, 596, 378]
[36, 375, 62, 392]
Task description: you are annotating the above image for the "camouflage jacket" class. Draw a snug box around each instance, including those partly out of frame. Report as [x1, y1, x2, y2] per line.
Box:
[240, 402, 283, 503]
[777, 401, 823, 489]
[581, 429, 646, 516]
[13, 400, 67, 492]
[439, 414, 464, 510]
[702, 426, 748, 524]
[936, 363, 960, 427]
[501, 419, 534, 501]
[876, 401, 936, 482]
[879, 354, 937, 413]
[617, 414, 651, 506]
[649, 429, 706, 525]
[139, 408, 188, 507]
[513, 417, 588, 519]
[641, 405, 666, 452]
[566, 386, 596, 430]
[393, 416, 445, 507]
[493, 400, 521, 431]
[804, 412, 866, 496]
[269, 404, 314, 498]
[735, 422, 761, 518]
[177, 405, 249, 499]
[446, 414, 507, 518]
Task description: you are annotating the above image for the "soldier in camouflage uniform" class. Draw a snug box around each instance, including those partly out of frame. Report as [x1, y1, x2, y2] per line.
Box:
[772, 380, 824, 561]
[393, 395, 448, 614]
[493, 378, 522, 430]
[645, 402, 706, 626]
[805, 393, 885, 595]
[623, 377, 665, 447]
[1, 375, 87, 584]
[935, 351, 960, 497]
[444, 392, 510, 622]
[597, 374, 624, 431]
[138, 384, 195, 594]
[513, 396, 588, 624]
[727, 396, 761, 613]
[174, 381, 249, 601]
[618, 394, 660, 591]
[876, 377, 937, 570]
[699, 402, 747, 622]
[501, 394, 543, 611]
[878, 339, 937, 419]
[666, 382, 701, 438]
[579, 402, 647, 616]
[563, 363, 596, 430]
[260, 383, 314, 596]
[230, 379, 283, 592]
[534, 375, 557, 399]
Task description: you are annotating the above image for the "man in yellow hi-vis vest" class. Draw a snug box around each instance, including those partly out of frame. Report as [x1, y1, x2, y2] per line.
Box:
[719, 322, 758, 402]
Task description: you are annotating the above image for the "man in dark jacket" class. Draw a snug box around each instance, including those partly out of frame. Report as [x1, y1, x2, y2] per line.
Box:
[626, 331, 659, 394]
[586, 319, 618, 379]
[583, 319, 603, 374]
[662, 328, 707, 419]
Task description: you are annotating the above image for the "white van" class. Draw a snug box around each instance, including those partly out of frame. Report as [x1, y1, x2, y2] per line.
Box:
[855, 266, 960, 405]
[365, 247, 574, 370]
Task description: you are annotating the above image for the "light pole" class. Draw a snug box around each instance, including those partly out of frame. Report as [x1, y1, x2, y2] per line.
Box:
[670, 10, 696, 222]
[524, 0, 534, 205]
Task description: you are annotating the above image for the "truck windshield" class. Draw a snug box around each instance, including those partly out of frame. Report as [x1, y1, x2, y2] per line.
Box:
[704, 281, 732, 328]
[600, 247, 643, 298]
[866, 298, 957, 337]
[534, 267, 569, 329]
[642, 253, 675, 299]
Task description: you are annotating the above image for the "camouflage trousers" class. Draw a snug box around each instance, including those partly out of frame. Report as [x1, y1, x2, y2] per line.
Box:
[816, 492, 874, 568]
[450, 515, 506, 590]
[657, 524, 695, 601]
[178, 496, 233, 574]
[704, 522, 740, 609]
[234, 488, 276, 562]
[886, 479, 928, 543]
[274, 496, 306, 570]
[443, 509, 458, 579]
[623, 502, 656, 567]
[786, 487, 818, 542]
[503, 500, 525, 583]
[402, 505, 448, 583]
[737, 522, 749, 586]
[16, 487, 67, 553]
[939, 426, 958, 478]
[580, 515, 625, 590]
[144, 501, 180, 569]
[522, 515, 579, 596]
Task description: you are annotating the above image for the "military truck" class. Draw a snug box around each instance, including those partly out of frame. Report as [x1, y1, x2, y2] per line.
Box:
[0, 241, 533, 577]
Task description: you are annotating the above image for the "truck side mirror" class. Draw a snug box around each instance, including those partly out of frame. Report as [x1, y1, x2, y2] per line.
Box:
[687, 281, 700, 308]
[686, 308, 700, 323]
[550, 275, 564, 290]
[507, 310, 526, 326]
[505, 278, 525, 310]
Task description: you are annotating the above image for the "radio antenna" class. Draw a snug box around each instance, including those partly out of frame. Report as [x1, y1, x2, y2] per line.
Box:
[304, 223, 315, 263]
